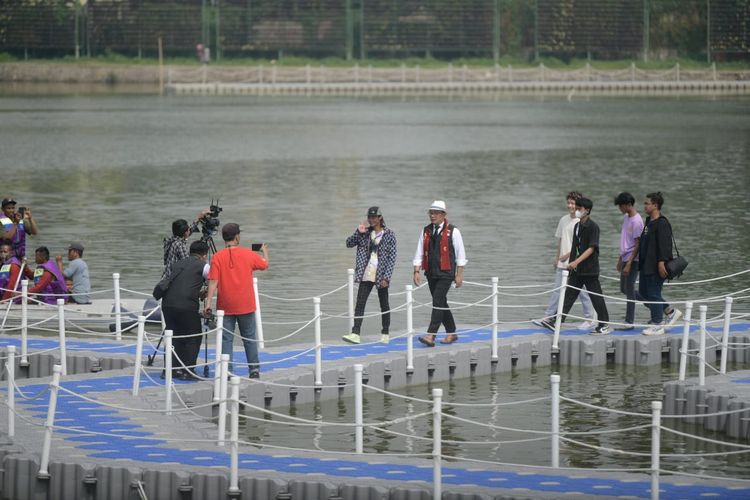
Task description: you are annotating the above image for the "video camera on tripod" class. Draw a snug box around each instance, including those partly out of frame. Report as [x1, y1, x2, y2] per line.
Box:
[191, 200, 223, 238]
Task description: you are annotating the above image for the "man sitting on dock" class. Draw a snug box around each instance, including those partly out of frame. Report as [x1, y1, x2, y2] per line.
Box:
[0, 242, 25, 302]
[55, 242, 91, 304]
[26, 246, 67, 305]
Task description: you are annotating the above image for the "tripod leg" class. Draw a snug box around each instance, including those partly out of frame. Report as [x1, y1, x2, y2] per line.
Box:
[147, 330, 164, 366]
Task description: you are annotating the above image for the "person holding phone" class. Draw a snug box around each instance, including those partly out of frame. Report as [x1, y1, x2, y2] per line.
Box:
[342, 206, 397, 345]
[204, 223, 269, 379]
[1, 198, 39, 259]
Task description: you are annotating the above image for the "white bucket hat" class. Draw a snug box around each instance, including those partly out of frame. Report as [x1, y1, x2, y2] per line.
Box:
[429, 200, 446, 212]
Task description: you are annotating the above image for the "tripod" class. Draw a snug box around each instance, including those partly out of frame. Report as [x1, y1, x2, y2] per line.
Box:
[147, 233, 217, 378]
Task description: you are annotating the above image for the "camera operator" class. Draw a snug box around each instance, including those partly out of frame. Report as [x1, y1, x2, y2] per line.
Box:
[162, 209, 209, 280]
[160, 240, 210, 380]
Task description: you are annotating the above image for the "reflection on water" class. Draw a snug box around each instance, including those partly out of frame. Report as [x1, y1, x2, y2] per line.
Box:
[241, 363, 750, 478]
[0, 95, 748, 344]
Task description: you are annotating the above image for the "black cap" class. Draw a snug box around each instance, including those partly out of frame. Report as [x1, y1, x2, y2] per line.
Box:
[68, 242, 85, 253]
[1, 198, 17, 208]
[222, 223, 241, 242]
[367, 206, 382, 217]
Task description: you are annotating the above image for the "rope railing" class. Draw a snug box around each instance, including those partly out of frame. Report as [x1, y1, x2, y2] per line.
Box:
[7, 360, 750, 498]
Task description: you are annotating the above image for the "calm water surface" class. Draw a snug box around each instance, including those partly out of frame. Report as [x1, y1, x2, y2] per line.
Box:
[241, 363, 750, 478]
[1, 92, 748, 477]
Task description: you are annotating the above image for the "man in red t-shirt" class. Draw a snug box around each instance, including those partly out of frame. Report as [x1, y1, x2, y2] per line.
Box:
[204, 223, 269, 378]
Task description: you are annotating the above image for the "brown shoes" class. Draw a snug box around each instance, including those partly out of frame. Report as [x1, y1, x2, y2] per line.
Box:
[418, 334, 459, 347]
[440, 334, 459, 345]
[418, 335, 436, 347]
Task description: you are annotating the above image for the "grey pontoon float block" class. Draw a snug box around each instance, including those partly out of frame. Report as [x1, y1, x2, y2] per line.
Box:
[288, 479, 338, 499]
[470, 345, 493, 377]
[140, 469, 190, 500]
[339, 484, 389, 500]
[94, 464, 140, 500]
[388, 487, 431, 500]
[238, 477, 287, 500]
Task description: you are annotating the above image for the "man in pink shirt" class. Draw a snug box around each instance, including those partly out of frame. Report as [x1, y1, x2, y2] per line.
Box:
[614, 192, 644, 330]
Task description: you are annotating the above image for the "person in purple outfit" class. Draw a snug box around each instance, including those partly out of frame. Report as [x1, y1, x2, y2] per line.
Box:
[614, 192, 644, 330]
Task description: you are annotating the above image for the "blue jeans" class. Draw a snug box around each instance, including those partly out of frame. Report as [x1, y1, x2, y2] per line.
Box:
[222, 312, 259, 374]
[638, 273, 668, 324]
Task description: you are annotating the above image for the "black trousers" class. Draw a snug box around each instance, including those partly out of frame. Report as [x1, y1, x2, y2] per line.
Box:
[163, 307, 203, 373]
[352, 281, 390, 334]
[427, 275, 456, 334]
[560, 274, 609, 327]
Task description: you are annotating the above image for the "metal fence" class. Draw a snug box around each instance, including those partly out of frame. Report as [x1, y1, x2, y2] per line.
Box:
[0, 0, 748, 62]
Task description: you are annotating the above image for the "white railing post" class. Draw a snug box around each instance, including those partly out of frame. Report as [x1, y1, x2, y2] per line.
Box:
[218, 354, 229, 446]
[38, 364, 62, 479]
[354, 364, 363, 453]
[132, 316, 145, 396]
[347, 269, 355, 333]
[720, 296, 733, 374]
[699, 305, 707, 386]
[113, 273, 122, 341]
[253, 277, 264, 349]
[214, 310, 224, 401]
[491, 277, 499, 361]
[406, 285, 414, 372]
[20, 279, 28, 366]
[56, 299, 67, 376]
[228, 375, 240, 495]
[678, 302, 693, 381]
[164, 330, 173, 415]
[650, 401, 662, 500]
[7, 345, 15, 439]
[432, 388, 442, 500]
[314, 297, 322, 387]
[551, 373, 560, 467]
[552, 270, 569, 350]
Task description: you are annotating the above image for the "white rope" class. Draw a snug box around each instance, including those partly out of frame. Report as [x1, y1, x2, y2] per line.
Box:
[443, 395, 550, 408]
[436, 453, 650, 473]
[560, 436, 652, 457]
[441, 413, 551, 435]
[236, 438, 431, 458]
[56, 386, 219, 413]
[660, 468, 750, 483]
[10, 377, 50, 400]
[559, 396, 650, 417]
[259, 283, 348, 302]
[660, 426, 750, 448]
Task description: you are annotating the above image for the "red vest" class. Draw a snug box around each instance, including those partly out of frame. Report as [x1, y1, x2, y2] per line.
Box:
[421, 222, 453, 272]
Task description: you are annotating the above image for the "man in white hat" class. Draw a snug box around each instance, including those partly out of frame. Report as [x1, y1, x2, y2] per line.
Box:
[412, 200, 467, 346]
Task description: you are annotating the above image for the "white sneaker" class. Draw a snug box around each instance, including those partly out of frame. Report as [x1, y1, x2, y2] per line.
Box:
[380, 334, 390, 344]
[578, 320, 596, 332]
[665, 309, 683, 329]
[342, 333, 361, 344]
[642, 325, 665, 336]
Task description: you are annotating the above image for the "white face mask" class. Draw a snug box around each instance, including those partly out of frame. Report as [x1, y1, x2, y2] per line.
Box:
[574, 209, 586, 219]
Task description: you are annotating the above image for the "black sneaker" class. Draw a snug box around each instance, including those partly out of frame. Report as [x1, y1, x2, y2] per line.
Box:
[539, 318, 556, 332]
[248, 369, 260, 379]
[591, 325, 611, 336]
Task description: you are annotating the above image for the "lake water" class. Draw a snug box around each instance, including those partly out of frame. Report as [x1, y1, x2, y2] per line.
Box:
[1, 89, 749, 478]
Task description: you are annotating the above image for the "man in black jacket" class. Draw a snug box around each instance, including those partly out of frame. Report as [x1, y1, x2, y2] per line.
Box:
[639, 192, 681, 336]
[542, 198, 610, 335]
[161, 240, 210, 379]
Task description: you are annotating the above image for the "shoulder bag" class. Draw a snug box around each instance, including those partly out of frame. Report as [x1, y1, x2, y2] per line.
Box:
[663, 218, 688, 280]
[152, 264, 185, 300]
